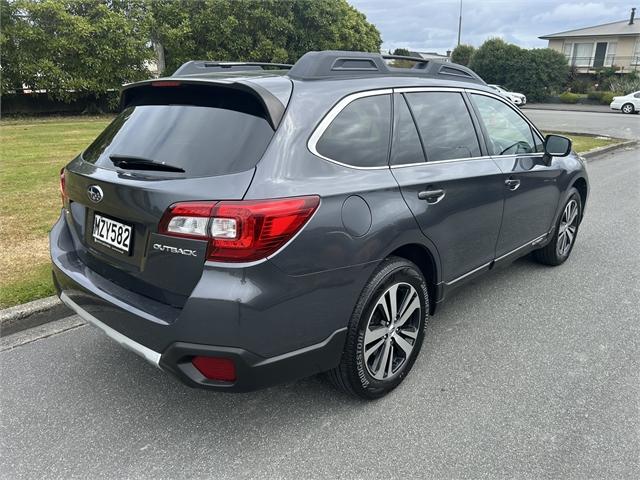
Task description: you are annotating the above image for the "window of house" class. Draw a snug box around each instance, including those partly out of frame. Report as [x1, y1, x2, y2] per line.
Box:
[573, 43, 594, 67]
[633, 39, 640, 65]
[404, 92, 481, 162]
[563, 42, 573, 62]
[605, 42, 617, 67]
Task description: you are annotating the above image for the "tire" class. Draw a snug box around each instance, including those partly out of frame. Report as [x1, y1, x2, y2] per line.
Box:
[533, 188, 582, 266]
[327, 256, 429, 399]
[621, 103, 635, 114]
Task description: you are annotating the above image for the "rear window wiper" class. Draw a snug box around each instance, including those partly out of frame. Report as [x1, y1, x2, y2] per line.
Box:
[109, 155, 185, 173]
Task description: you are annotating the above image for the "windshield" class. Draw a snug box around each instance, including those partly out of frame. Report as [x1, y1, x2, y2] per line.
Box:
[83, 99, 274, 177]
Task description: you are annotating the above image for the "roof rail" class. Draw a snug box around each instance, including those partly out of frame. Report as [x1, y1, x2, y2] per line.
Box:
[286, 50, 485, 84]
[173, 61, 293, 76]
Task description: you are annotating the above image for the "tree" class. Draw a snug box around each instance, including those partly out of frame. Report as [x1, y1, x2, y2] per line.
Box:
[469, 38, 568, 101]
[1, 0, 153, 100]
[150, 0, 382, 75]
[392, 48, 412, 57]
[450, 44, 474, 66]
[1, 0, 381, 98]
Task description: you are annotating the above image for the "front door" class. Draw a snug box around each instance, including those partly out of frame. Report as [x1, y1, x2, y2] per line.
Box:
[469, 93, 562, 258]
[594, 42, 608, 68]
[390, 91, 504, 284]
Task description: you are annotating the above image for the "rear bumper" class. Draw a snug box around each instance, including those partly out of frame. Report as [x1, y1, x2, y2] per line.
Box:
[50, 210, 367, 391]
[59, 289, 346, 391]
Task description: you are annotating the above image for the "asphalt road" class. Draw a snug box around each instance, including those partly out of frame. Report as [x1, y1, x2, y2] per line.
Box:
[2, 146, 639, 479]
[524, 108, 639, 140]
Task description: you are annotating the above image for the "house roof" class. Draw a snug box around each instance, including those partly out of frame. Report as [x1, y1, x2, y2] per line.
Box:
[540, 19, 640, 39]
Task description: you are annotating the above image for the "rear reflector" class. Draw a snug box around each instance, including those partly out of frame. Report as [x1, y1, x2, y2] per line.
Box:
[158, 196, 320, 262]
[192, 356, 236, 382]
[59, 168, 67, 205]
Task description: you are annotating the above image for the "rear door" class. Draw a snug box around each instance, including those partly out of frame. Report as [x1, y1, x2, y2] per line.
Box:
[63, 82, 284, 305]
[390, 89, 504, 284]
[468, 92, 562, 259]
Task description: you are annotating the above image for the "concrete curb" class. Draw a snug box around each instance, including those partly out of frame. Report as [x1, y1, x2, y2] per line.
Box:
[581, 139, 638, 160]
[0, 296, 70, 337]
[522, 104, 614, 114]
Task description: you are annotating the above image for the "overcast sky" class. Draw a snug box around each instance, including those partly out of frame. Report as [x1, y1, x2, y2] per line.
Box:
[348, 0, 634, 53]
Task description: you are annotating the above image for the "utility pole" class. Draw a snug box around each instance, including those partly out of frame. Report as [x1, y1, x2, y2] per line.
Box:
[457, 0, 462, 46]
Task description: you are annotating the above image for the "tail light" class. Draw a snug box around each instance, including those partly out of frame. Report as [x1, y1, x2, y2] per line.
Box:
[159, 196, 320, 262]
[59, 168, 67, 205]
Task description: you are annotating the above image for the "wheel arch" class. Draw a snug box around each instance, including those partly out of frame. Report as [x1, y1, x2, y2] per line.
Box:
[386, 243, 440, 315]
[571, 176, 588, 222]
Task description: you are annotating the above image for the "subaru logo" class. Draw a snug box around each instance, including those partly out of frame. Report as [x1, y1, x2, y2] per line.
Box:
[87, 185, 104, 203]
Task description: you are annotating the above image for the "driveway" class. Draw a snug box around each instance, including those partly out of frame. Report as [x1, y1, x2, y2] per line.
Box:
[524, 108, 639, 140]
[2, 147, 639, 480]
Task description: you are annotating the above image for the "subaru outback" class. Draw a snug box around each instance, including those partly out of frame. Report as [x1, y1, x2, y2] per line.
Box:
[51, 51, 589, 399]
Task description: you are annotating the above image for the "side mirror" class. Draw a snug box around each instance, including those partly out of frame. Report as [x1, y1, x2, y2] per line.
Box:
[543, 134, 572, 158]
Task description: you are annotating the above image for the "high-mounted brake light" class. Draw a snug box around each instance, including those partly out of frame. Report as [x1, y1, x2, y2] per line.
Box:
[151, 81, 181, 87]
[158, 196, 320, 262]
[59, 168, 67, 206]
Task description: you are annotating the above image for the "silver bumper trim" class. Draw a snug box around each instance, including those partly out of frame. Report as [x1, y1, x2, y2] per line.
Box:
[60, 292, 161, 367]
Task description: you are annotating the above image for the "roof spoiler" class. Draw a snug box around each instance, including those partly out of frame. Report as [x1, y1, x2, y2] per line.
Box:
[119, 78, 286, 130]
[173, 61, 293, 76]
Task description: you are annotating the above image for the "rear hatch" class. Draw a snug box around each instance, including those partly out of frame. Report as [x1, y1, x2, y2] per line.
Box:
[62, 80, 289, 307]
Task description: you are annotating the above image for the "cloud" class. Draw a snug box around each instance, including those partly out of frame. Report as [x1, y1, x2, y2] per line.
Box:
[349, 0, 632, 52]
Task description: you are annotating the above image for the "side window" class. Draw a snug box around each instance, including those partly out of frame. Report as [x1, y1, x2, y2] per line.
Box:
[315, 94, 391, 167]
[405, 92, 481, 161]
[390, 94, 425, 165]
[471, 94, 536, 156]
[634, 92, 640, 98]
[532, 127, 544, 153]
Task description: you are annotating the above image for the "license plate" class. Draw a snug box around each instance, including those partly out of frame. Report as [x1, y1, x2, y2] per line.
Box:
[92, 214, 132, 254]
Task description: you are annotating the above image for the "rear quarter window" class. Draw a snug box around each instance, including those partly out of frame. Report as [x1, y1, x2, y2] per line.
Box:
[314, 94, 391, 168]
[83, 86, 274, 177]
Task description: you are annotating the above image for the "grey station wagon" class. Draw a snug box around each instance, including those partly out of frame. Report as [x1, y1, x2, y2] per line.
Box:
[51, 51, 589, 398]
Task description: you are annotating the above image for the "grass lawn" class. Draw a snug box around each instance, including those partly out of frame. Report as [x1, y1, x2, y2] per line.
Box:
[0, 117, 626, 309]
[0, 116, 112, 308]
[549, 132, 621, 154]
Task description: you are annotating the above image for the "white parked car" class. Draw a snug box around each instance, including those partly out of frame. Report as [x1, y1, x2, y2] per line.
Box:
[488, 84, 527, 106]
[610, 91, 640, 114]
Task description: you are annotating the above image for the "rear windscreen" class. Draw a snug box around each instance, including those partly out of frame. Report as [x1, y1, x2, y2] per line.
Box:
[83, 86, 274, 177]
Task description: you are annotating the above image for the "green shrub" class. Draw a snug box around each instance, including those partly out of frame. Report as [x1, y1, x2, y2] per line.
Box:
[608, 76, 640, 95]
[568, 79, 591, 93]
[587, 91, 615, 104]
[600, 92, 615, 104]
[559, 91, 580, 103]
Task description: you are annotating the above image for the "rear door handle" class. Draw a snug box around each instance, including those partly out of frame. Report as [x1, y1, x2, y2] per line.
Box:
[505, 178, 521, 190]
[418, 189, 446, 204]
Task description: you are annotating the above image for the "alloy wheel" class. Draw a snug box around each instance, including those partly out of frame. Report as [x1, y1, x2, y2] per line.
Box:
[622, 104, 634, 114]
[557, 199, 579, 256]
[363, 282, 421, 380]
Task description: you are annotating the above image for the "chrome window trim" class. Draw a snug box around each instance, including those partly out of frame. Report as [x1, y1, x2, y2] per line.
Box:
[390, 155, 494, 169]
[394, 86, 466, 93]
[307, 88, 393, 170]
